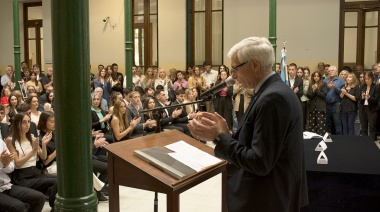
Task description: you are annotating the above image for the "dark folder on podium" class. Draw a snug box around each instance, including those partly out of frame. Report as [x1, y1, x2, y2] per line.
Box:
[134, 146, 197, 180]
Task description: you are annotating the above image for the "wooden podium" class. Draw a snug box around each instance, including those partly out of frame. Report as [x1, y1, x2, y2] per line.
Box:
[104, 130, 228, 212]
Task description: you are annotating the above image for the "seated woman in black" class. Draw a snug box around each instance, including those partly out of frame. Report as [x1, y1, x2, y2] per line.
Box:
[110, 100, 140, 142]
[5, 112, 57, 210]
[91, 92, 113, 143]
[37, 111, 56, 174]
[142, 97, 158, 133]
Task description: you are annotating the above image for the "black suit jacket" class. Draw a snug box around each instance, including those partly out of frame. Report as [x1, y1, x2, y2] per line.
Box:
[306, 82, 328, 112]
[126, 104, 145, 138]
[359, 84, 379, 112]
[214, 74, 308, 211]
[171, 100, 189, 124]
[0, 123, 10, 140]
[290, 77, 304, 99]
[91, 109, 109, 133]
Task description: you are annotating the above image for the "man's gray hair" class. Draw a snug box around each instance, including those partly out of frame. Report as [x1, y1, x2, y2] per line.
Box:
[329, 65, 337, 71]
[227, 37, 275, 72]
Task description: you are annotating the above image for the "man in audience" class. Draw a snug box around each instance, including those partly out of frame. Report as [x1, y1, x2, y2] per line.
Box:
[94, 87, 108, 112]
[322, 64, 330, 80]
[373, 63, 380, 83]
[32, 64, 45, 82]
[201, 61, 218, 112]
[324, 65, 344, 135]
[112, 63, 123, 87]
[141, 86, 154, 104]
[288, 63, 303, 100]
[154, 89, 191, 135]
[173, 70, 188, 92]
[275, 62, 281, 74]
[355, 65, 364, 77]
[127, 91, 153, 138]
[122, 88, 132, 106]
[39, 85, 54, 106]
[171, 90, 196, 124]
[318, 62, 325, 72]
[41, 67, 54, 94]
[0, 141, 46, 211]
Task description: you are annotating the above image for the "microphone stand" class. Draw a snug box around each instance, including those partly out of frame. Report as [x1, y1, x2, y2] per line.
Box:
[140, 99, 207, 212]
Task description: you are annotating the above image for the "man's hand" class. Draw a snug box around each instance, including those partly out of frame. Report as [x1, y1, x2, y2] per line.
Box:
[1, 150, 15, 167]
[187, 112, 231, 141]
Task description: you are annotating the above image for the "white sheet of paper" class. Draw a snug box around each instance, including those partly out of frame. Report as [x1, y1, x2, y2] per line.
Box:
[165, 140, 222, 171]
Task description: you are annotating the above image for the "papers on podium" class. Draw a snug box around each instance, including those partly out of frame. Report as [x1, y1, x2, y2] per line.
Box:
[303, 131, 323, 139]
[134, 140, 222, 180]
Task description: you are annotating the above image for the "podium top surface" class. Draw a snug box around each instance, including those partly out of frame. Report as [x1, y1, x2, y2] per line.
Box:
[104, 130, 227, 189]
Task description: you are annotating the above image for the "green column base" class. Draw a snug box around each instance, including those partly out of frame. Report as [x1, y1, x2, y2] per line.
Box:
[54, 192, 98, 211]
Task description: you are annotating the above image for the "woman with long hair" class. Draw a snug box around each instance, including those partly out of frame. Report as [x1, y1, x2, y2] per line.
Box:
[142, 67, 155, 88]
[26, 96, 41, 126]
[8, 94, 18, 122]
[91, 92, 113, 142]
[24, 71, 43, 94]
[1, 85, 12, 105]
[340, 73, 360, 135]
[306, 71, 328, 135]
[154, 68, 173, 100]
[6, 113, 57, 210]
[110, 100, 140, 142]
[142, 97, 157, 133]
[358, 71, 379, 141]
[37, 111, 56, 174]
[298, 67, 310, 130]
[94, 68, 108, 89]
[188, 66, 207, 94]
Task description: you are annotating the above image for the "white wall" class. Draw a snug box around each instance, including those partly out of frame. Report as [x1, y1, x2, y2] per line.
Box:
[224, 0, 340, 71]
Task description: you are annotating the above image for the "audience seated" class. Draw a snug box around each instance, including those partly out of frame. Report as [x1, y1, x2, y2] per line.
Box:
[127, 91, 155, 138]
[5, 113, 57, 210]
[110, 100, 140, 142]
[91, 92, 113, 143]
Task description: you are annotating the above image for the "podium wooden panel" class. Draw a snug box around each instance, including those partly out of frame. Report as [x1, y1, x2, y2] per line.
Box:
[104, 130, 228, 212]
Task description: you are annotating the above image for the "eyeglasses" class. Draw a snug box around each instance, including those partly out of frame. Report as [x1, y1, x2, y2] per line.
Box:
[231, 61, 248, 75]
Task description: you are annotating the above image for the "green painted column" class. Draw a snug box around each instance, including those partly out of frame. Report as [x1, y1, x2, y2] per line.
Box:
[51, 0, 97, 211]
[125, 0, 133, 88]
[269, 0, 277, 72]
[13, 0, 21, 90]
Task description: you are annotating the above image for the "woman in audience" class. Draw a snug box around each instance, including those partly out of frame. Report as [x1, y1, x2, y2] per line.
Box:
[24, 71, 43, 94]
[191, 87, 202, 112]
[91, 92, 113, 143]
[6, 113, 57, 210]
[93, 68, 107, 89]
[340, 73, 360, 136]
[46, 91, 54, 111]
[13, 90, 25, 105]
[37, 111, 57, 175]
[298, 67, 310, 130]
[108, 91, 123, 114]
[154, 68, 173, 98]
[8, 94, 18, 122]
[185, 66, 194, 80]
[136, 67, 146, 88]
[110, 100, 140, 142]
[183, 89, 195, 114]
[213, 69, 233, 130]
[26, 96, 41, 126]
[358, 71, 379, 141]
[1, 85, 12, 105]
[306, 71, 328, 135]
[215, 65, 230, 84]
[142, 97, 157, 133]
[188, 66, 207, 97]
[303, 67, 311, 81]
[22, 67, 30, 83]
[358, 73, 365, 88]
[142, 67, 155, 88]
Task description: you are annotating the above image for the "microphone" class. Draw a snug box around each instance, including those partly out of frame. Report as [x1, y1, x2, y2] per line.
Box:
[200, 76, 236, 99]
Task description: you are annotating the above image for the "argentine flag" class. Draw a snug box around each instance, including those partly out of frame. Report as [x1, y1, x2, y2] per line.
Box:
[280, 48, 288, 85]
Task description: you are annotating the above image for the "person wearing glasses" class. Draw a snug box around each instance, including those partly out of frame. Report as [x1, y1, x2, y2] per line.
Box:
[187, 36, 308, 211]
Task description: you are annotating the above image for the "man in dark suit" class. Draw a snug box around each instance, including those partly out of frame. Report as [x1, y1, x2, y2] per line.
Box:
[288, 63, 303, 100]
[154, 89, 191, 136]
[188, 37, 308, 212]
[171, 90, 197, 124]
[127, 91, 155, 138]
